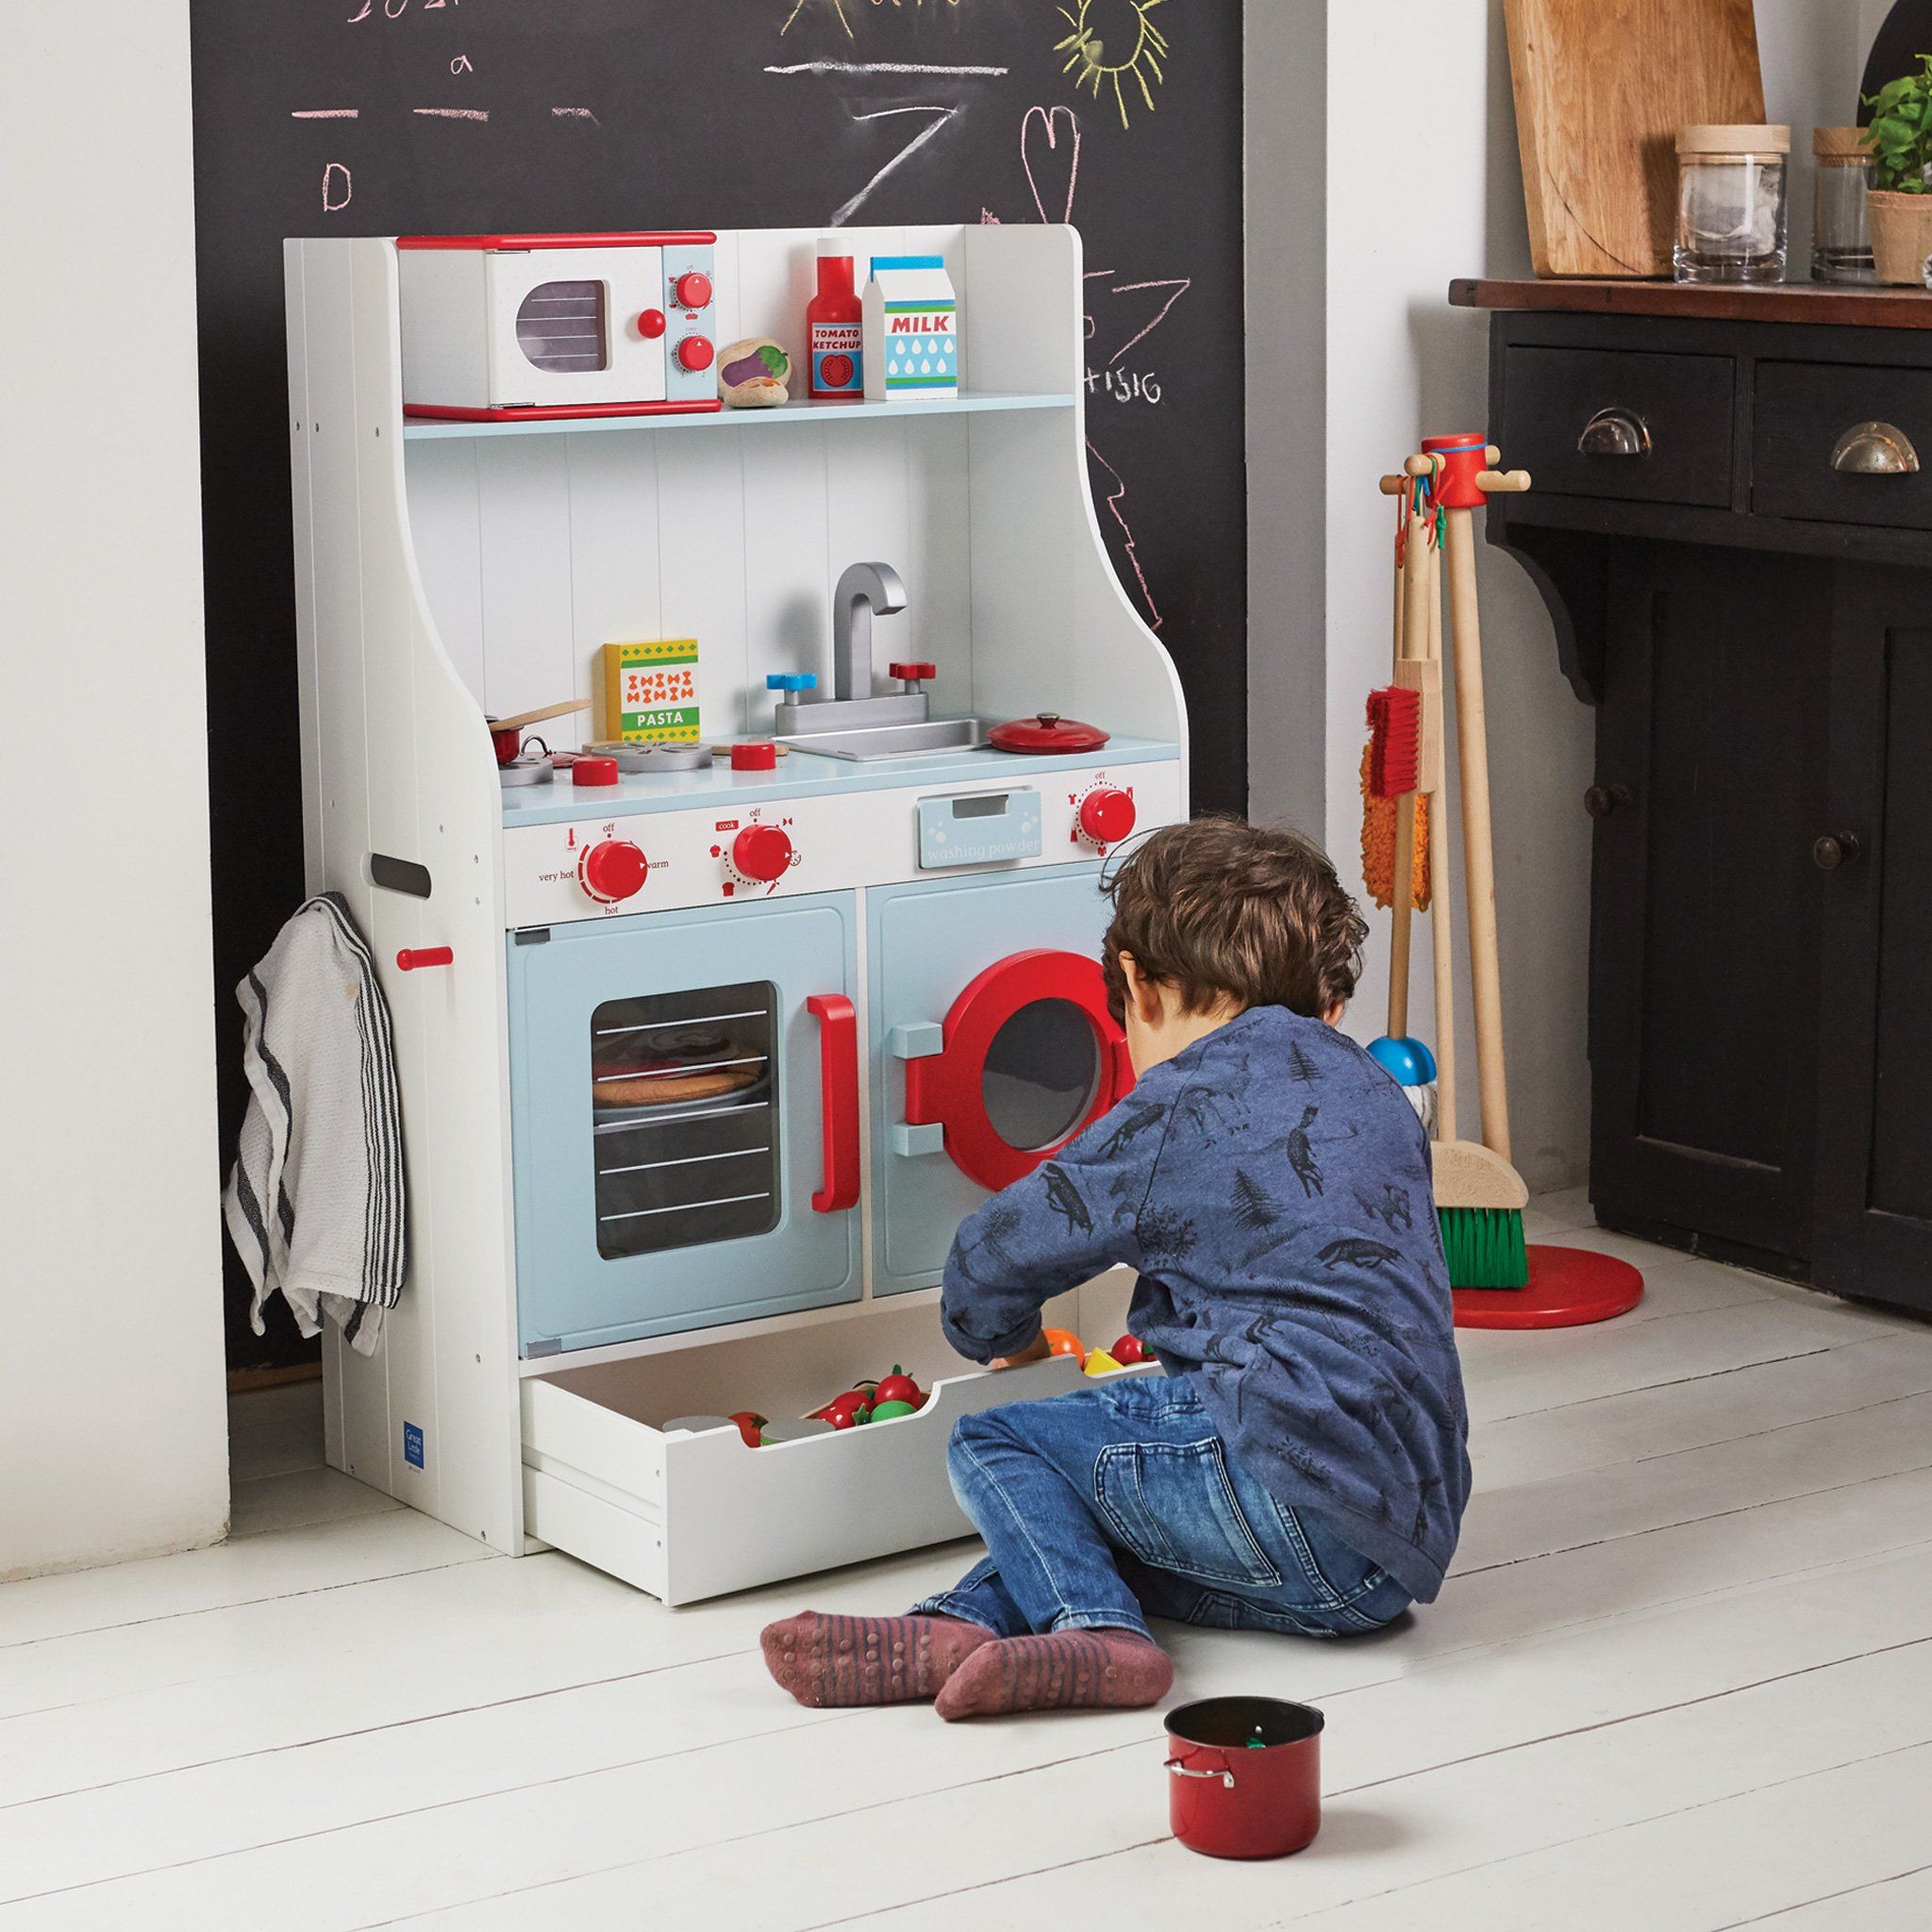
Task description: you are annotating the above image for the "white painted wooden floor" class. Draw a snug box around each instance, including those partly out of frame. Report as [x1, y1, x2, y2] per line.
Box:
[6, 1193, 1932, 1929]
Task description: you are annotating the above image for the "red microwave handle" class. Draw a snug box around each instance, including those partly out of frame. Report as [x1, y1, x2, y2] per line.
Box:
[807, 994, 861, 1214]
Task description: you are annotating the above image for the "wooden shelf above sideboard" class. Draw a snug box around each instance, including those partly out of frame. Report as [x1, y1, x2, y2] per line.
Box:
[1450, 276, 1932, 330]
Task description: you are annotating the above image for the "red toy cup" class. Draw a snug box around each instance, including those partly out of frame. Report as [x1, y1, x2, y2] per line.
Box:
[1165, 1697, 1324, 1859]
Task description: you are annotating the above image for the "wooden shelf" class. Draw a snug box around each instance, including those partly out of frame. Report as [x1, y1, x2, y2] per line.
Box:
[401, 391, 1076, 441]
[1451, 277, 1932, 330]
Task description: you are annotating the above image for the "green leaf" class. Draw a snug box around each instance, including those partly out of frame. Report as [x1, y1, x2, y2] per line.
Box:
[757, 344, 789, 378]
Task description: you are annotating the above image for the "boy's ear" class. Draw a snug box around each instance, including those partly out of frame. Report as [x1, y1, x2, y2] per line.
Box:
[1118, 952, 1165, 1026]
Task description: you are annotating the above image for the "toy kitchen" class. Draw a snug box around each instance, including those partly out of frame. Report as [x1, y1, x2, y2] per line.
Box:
[283, 224, 1186, 1603]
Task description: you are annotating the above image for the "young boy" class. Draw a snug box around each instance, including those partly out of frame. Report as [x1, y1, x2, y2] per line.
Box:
[763, 818, 1469, 1720]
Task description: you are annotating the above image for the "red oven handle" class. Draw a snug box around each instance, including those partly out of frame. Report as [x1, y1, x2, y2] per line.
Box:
[807, 994, 861, 1214]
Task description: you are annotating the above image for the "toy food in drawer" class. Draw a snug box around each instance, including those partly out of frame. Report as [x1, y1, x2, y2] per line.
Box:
[521, 1283, 1151, 1603]
[396, 231, 722, 419]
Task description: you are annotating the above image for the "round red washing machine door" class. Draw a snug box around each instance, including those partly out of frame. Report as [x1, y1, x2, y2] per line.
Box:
[903, 950, 1135, 1192]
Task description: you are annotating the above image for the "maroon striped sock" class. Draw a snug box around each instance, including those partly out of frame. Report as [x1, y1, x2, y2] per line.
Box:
[760, 1611, 993, 1707]
[933, 1629, 1174, 1721]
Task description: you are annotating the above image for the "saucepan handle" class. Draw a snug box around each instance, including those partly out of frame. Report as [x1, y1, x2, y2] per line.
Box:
[1165, 1759, 1236, 1789]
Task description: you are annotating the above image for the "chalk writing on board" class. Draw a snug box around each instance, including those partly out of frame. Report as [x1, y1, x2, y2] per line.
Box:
[1022, 103, 1080, 224]
[552, 108, 600, 124]
[291, 109, 360, 119]
[414, 107, 490, 121]
[766, 61, 1010, 77]
[322, 162, 353, 212]
[1089, 438, 1160, 629]
[782, 0, 958, 32]
[450, 56, 473, 75]
[829, 105, 961, 226]
[1056, 0, 1168, 128]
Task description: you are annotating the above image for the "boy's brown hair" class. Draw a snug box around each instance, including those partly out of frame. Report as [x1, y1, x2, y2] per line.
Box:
[1101, 816, 1367, 1023]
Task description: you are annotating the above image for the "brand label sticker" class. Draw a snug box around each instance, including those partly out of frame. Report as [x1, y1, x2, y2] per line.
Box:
[404, 1422, 425, 1469]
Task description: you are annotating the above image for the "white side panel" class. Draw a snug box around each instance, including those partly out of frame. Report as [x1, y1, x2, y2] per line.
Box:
[521, 1466, 666, 1597]
[396, 248, 489, 412]
[297, 242, 391, 1500]
[961, 223, 1082, 395]
[402, 439, 486, 703]
[283, 242, 325, 891]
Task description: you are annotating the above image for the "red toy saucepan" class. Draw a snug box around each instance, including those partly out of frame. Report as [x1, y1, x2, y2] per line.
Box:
[1164, 1696, 1325, 1859]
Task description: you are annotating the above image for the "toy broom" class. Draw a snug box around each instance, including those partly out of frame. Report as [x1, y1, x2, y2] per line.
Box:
[1374, 440, 1533, 1290]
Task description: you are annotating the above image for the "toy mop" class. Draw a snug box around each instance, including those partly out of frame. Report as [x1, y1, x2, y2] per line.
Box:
[1369, 436, 1644, 1328]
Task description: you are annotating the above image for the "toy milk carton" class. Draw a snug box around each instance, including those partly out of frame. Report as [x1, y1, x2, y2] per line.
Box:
[601, 638, 701, 742]
[862, 255, 958, 403]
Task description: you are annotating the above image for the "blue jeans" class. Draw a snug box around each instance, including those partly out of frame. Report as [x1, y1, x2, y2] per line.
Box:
[911, 1374, 1413, 1642]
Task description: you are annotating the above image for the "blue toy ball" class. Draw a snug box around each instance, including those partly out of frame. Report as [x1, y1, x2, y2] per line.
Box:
[1368, 1036, 1438, 1088]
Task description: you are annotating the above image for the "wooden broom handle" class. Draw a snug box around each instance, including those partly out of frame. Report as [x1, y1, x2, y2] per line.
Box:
[1388, 485, 1436, 1041]
[1424, 528, 1457, 1144]
[1442, 507, 1511, 1164]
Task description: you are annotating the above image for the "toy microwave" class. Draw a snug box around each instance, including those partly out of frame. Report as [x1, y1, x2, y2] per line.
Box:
[395, 231, 722, 421]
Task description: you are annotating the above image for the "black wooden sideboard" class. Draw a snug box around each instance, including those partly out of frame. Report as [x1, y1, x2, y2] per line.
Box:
[1452, 278, 1932, 1320]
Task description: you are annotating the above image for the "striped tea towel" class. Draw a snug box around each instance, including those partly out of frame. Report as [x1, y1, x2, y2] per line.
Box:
[222, 893, 406, 1356]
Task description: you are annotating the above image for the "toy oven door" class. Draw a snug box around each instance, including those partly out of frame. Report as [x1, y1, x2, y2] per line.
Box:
[507, 892, 861, 1357]
[484, 245, 667, 408]
[870, 869, 1133, 1297]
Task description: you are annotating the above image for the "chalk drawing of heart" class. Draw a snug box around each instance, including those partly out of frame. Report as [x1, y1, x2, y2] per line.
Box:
[1022, 104, 1082, 225]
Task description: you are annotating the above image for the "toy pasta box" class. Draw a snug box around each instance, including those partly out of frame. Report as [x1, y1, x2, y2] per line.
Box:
[602, 639, 701, 742]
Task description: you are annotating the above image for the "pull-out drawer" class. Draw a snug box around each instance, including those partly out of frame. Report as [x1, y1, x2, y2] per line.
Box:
[523, 1276, 1150, 1604]
[1499, 345, 1735, 507]
[1754, 361, 1932, 529]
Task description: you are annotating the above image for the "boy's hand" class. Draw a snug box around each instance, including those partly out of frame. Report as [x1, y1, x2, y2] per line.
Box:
[989, 1331, 1053, 1371]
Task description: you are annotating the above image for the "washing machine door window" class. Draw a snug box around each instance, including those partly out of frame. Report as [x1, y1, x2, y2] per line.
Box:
[981, 997, 1103, 1153]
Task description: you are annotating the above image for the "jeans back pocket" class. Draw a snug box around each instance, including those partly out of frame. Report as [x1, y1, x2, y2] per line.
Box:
[1095, 1438, 1282, 1589]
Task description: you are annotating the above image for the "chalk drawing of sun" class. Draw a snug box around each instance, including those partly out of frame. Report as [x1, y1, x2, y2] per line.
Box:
[1055, 0, 1168, 128]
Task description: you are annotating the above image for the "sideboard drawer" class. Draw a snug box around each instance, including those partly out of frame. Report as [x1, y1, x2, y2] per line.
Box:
[1754, 362, 1932, 530]
[1499, 345, 1735, 508]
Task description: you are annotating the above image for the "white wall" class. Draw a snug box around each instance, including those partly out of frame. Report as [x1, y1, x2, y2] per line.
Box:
[0, 1, 228, 1576]
[1304, 0, 1871, 1194]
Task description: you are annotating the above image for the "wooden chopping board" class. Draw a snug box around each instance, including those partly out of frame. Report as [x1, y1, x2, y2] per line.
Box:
[1505, 0, 1767, 278]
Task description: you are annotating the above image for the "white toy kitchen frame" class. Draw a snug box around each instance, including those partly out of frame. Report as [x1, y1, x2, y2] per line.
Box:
[284, 225, 1187, 1601]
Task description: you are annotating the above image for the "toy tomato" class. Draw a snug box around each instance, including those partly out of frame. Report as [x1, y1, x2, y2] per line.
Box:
[728, 1410, 768, 1448]
[873, 1366, 924, 1409]
[1112, 1333, 1147, 1366]
[814, 1389, 874, 1428]
[1042, 1328, 1086, 1364]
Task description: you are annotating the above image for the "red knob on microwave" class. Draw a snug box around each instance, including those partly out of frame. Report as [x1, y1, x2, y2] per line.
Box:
[730, 824, 793, 885]
[578, 838, 649, 905]
[676, 335, 715, 374]
[1078, 788, 1136, 847]
[636, 308, 668, 340]
[673, 271, 713, 311]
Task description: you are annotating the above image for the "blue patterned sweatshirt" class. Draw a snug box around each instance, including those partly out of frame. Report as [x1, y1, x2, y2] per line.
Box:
[940, 1006, 1471, 1602]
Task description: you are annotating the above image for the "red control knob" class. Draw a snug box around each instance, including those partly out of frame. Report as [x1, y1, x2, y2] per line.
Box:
[1078, 788, 1136, 847]
[730, 824, 793, 885]
[636, 308, 667, 340]
[578, 839, 649, 905]
[677, 335, 715, 373]
[673, 271, 713, 311]
[890, 661, 938, 682]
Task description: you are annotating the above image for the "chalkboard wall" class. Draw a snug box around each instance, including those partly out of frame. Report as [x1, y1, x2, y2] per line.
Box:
[190, 0, 1248, 1368]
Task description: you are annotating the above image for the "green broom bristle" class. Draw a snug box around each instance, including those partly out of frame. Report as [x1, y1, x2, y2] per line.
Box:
[1439, 1207, 1529, 1290]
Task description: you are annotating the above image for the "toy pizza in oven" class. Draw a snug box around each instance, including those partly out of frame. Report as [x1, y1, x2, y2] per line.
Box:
[592, 1029, 767, 1108]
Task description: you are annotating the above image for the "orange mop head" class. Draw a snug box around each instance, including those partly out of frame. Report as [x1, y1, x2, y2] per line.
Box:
[1360, 688, 1430, 912]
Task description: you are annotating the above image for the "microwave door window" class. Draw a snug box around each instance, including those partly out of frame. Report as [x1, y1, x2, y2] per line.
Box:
[515, 278, 609, 375]
[591, 982, 780, 1258]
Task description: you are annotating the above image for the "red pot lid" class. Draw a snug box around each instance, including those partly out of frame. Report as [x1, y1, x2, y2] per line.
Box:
[988, 711, 1111, 755]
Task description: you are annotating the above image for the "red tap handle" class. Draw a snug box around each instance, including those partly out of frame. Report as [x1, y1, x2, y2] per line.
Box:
[807, 993, 860, 1213]
[396, 946, 454, 972]
[890, 661, 937, 682]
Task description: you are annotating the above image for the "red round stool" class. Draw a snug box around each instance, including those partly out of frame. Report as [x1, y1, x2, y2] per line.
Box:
[1454, 1243, 1645, 1330]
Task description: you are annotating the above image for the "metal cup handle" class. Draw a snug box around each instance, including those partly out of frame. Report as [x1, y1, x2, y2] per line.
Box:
[1165, 1758, 1235, 1789]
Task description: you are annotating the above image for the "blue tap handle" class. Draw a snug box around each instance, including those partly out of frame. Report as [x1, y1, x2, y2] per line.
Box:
[766, 673, 818, 692]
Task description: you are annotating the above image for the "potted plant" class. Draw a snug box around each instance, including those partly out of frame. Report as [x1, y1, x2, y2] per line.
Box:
[1862, 54, 1932, 283]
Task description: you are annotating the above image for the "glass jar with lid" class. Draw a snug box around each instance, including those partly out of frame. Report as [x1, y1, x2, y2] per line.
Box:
[1812, 126, 1875, 283]
[1674, 125, 1790, 283]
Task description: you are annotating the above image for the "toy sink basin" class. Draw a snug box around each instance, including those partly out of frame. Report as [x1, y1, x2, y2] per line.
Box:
[777, 717, 988, 761]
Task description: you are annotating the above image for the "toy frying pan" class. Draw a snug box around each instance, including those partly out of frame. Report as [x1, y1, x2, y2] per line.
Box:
[487, 698, 593, 766]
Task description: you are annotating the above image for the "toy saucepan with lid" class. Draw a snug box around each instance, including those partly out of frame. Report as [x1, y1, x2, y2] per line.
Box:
[1165, 1696, 1325, 1858]
[987, 711, 1110, 754]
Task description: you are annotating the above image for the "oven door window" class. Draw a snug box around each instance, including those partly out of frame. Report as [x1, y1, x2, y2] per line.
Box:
[981, 998, 1103, 1153]
[591, 981, 778, 1258]
[515, 278, 608, 375]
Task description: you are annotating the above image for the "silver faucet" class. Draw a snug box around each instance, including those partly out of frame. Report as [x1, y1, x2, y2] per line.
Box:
[832, 561, 907, 703]
[771, 559, 931, 738]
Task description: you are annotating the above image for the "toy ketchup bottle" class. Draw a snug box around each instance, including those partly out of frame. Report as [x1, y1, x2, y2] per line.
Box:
[808, 237, 864, 400]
